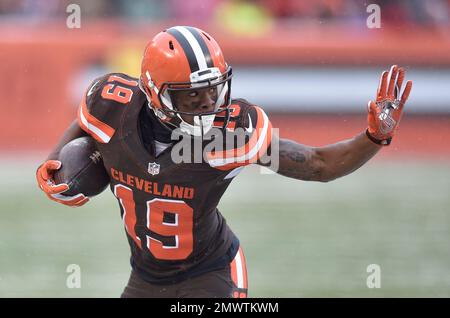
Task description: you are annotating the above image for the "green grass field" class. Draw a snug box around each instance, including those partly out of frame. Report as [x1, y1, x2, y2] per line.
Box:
[1, 159, 450, 297]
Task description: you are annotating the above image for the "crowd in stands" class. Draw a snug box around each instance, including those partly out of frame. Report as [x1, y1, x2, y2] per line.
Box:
[1, 0, 448, 28]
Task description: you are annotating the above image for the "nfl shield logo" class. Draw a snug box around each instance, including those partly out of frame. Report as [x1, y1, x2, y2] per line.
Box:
[148, 162, 160, 175]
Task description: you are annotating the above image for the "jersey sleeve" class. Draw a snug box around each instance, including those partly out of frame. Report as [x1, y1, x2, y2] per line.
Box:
[207, 100, 273, 171]
[77, 73, 139, 143]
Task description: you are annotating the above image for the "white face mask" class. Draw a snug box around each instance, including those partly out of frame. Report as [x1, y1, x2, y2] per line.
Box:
[140, 67, 230, 137]
[178, 113, 216, 136]
[171, 81, 229, 137]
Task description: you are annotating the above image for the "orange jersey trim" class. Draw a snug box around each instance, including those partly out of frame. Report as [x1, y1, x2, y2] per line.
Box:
[231, 247, 248, 298]
[77, 92, 115, 143]
[207, 107, 272, 170]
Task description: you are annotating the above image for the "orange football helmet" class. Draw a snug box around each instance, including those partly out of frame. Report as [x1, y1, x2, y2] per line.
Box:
[140, 26, 232, 136]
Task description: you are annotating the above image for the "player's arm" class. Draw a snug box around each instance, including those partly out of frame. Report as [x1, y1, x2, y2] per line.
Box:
[273, 133, 381, 182]
[46, 119, 89, 161]
[36, 119, 90, 206]
[36, 73, 135, 206]
[264, 65, 413, 182]
[35, 75, 110, 207]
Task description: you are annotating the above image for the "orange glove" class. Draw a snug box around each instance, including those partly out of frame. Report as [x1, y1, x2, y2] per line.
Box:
[36, 160, 89, 207]
[367, 65, 412, 145]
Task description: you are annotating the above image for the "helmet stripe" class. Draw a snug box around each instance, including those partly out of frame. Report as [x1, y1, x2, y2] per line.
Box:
[167, 27, 199, 72]
[185, 26, 213, 68]
[168, 26, 212, 73]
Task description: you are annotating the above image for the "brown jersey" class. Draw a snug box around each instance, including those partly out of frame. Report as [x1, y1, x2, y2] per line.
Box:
[77, 73, 272, 284]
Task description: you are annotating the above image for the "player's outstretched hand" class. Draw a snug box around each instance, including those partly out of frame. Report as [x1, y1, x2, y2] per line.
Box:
[36, 160, 89, 207]
[366, 65, 413, 145]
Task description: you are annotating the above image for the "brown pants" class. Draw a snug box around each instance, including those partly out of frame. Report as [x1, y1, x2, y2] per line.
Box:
[121, 247, 248, 298]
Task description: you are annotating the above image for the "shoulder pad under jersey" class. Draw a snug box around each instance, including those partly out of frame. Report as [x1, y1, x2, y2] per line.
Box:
[77, 73, 141, 143]
[207, 98, 273, 171]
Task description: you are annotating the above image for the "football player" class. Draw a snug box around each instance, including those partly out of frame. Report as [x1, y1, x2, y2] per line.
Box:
[36, 26, 412, 298]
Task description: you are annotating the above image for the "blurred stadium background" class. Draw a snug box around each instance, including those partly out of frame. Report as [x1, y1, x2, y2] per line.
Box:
[1, 0, 449, 297]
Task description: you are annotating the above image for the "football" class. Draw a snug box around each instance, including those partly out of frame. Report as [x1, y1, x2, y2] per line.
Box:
[53, 136, 110, 197]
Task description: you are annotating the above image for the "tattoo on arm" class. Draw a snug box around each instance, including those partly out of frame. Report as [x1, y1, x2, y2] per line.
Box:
[274, 132, 381, 182]
[276, 139, 324, 181]
[279, 149, 306, 163]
